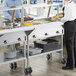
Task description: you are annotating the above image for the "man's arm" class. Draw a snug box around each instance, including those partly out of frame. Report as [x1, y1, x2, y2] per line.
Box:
[3, 0, 12, 20]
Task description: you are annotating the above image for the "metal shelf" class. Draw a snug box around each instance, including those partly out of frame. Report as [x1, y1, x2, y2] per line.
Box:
[0, 52, 26, 66]
[29, 48, 62, 58]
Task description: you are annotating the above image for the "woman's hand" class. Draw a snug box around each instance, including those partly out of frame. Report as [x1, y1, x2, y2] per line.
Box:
[56, 14, 59, 16]
[56, 13, 64, 16]
[56, 17, 61, 21]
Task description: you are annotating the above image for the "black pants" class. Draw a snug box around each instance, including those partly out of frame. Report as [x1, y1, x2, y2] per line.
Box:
[64, 20, 76, 68]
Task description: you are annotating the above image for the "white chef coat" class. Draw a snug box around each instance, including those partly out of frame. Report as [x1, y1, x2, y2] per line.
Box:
[61, 1, 76, 23]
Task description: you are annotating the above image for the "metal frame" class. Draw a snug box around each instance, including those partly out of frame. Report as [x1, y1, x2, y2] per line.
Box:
[0, 2, 64, 74]
[24, 33, 64, 74]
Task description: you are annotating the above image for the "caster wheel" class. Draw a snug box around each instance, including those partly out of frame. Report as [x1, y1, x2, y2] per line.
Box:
[10, 63, 14, 69]
[10, 62, 17, 70]
[24, 67, 32, 75]
[29, 67, 32, 73]
[24, 69, 28, 75]
[14, 62, 17, 69]
[61, 58, 66, 64]
[47, 54, 51, 60]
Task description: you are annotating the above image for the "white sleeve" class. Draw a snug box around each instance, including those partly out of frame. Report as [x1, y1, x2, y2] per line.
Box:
[61, 6, 72, 23]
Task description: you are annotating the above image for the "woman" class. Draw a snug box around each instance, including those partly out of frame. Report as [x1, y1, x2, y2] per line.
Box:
[57, 0, 76, 70]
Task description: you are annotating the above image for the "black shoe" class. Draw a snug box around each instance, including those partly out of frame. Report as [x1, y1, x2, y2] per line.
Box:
[62, 66, 74, 70]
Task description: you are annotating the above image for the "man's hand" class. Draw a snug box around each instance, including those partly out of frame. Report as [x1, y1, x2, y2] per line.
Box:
[10, 6, 16, 8]
[25, 16, 30, 19]
[13, 18, 16, 21]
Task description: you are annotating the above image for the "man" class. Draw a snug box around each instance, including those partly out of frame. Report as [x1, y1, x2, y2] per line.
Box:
[57, 0, 76, 70]
[3, 0, 30, 21]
